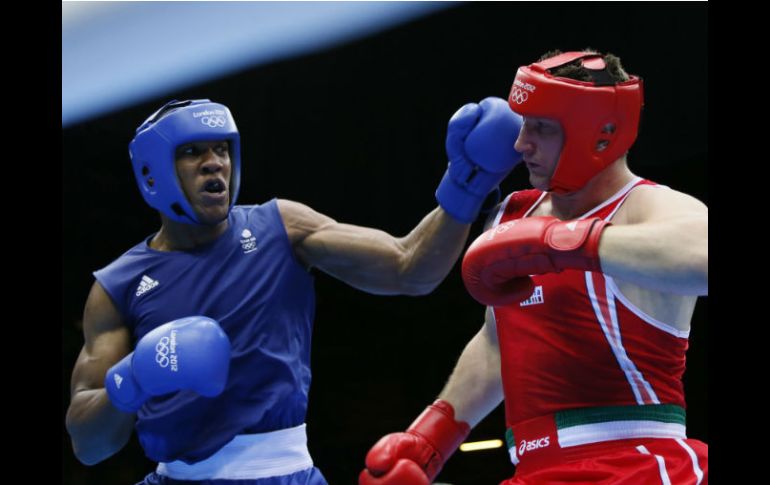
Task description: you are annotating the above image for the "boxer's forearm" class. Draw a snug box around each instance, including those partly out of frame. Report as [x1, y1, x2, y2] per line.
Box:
[438, 323, 503, 427]
[395, 206, 471, 293]
[66, 389, 135, 465]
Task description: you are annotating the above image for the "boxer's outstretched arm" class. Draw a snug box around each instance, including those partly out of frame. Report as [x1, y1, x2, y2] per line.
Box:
[598, 185, 708, 296]
[280, 199, 470, 296]
[280, 97, 523, 296]
[66, 282, 135, 465]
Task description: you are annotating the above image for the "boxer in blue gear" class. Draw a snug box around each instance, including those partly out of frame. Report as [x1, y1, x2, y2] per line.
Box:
[65, 98, 522, 484]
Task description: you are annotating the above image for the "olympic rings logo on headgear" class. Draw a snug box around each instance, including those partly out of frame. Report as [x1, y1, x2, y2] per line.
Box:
[155, 336, 171, 367]
[129, 99, 242, 224]
[201, 115, 226, 128]
[508, 52, 643, 194]
[509, 87, 529, 105]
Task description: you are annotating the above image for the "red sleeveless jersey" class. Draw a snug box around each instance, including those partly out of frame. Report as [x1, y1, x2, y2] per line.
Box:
[491, 178, 690, 429]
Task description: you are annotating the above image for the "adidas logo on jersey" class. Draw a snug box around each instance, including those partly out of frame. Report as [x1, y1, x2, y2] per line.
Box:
[135, 275, 159, 297]
[520, 286, 544, 307]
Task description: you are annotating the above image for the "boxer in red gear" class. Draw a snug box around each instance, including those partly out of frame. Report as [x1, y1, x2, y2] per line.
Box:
[360, 50, 707, 485]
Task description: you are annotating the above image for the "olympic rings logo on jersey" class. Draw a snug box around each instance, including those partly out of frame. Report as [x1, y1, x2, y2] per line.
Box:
[201, 115, 226, 128]
[509, 87, 529, 105]
[155, 337, 171, 367]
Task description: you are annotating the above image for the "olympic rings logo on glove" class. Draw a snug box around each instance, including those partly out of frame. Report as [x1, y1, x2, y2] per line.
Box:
[485, 221, 517, 241]
[509, 88, 529, 105]
[201, 116, 226, 128]
[155, 336, 171, 367]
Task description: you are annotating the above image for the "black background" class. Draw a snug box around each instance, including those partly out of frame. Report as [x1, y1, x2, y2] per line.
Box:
[62, 3, 708, 484]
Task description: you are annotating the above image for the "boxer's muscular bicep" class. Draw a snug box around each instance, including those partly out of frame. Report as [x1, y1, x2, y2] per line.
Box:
[71, 282, 132, 395]
[600, 185, 708, 296]
[278, 199, 411, 294]
[67, 282, 136, 465]
[622, 185, 707, 225]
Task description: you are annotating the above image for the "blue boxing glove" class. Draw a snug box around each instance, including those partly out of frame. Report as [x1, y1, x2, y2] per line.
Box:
[104, 316, 231, 413]
[436, 97, 524, 223]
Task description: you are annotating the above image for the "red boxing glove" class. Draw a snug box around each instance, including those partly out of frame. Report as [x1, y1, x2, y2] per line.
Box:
[462, 216, 609, 306]
[359, 400, 471, 485]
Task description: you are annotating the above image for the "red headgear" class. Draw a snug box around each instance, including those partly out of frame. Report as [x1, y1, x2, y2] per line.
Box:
[508, 51, 643, 193]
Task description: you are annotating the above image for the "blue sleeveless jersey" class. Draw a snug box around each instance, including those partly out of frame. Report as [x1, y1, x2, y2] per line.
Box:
[94, 200, 316, 464]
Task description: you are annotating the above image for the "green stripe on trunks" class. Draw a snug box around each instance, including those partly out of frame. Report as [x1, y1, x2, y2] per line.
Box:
[555, 404, 686, 429]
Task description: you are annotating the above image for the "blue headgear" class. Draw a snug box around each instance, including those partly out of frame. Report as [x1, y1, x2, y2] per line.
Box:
[129, 99, 241, 224]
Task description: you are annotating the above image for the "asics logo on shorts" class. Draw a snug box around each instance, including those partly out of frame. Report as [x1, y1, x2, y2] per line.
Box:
[509, 87, 529, 105]
[201, 116, 226, 128]
[518, 436, 550, 456]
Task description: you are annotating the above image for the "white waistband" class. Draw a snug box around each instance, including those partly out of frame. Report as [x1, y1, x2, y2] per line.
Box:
[157, 423, 314, 480]
[557, 420, 687, 448]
